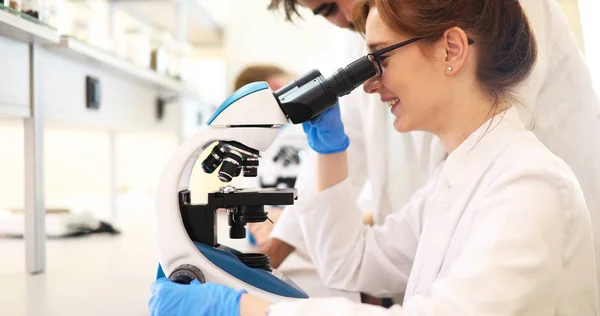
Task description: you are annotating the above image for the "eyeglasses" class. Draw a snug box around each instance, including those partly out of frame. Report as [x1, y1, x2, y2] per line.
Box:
[367, 37, 475, 77]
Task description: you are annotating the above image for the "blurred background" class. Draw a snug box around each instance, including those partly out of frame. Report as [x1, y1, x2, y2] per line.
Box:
[0, 0, 598, 315]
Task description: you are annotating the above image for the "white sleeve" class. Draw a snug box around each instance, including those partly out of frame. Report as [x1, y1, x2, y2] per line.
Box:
[293, 169, 440, 297]
[270, 87, 370, 254]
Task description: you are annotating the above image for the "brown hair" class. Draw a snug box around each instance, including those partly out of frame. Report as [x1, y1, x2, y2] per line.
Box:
[268, 0, 302, 22]
[353, 0, 537, 101]
[234, 65, 287, 91]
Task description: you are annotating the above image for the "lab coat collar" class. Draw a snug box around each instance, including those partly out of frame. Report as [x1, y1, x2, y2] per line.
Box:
[444, 106, 524, 188]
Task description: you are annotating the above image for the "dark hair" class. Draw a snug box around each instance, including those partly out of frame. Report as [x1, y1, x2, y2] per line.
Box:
[268, 0, 302, 22]
[234, 65, 287, 91]
[353, 0, 537, 101]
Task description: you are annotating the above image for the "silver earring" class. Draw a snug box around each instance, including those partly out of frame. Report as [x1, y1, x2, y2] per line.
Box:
[447, 66, 453, 71]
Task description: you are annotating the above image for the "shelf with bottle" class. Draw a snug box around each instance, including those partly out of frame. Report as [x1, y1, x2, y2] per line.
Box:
[0, 0, 59, 44]
[0, 0, 208, 102]
[45, 35, 200, 99]
[52, 0, 211, 99]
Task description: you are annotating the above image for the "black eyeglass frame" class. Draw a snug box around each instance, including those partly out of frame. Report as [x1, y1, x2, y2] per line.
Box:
[367, 36, 475, 77]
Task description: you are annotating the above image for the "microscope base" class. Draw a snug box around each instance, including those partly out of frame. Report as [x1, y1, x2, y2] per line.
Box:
[156, 241, 308, 299]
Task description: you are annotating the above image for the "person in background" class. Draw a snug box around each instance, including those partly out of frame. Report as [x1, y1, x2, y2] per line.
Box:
[233, 65, 308, 246]
[148, 0, 599, 314]
[234, 64, 292, 93]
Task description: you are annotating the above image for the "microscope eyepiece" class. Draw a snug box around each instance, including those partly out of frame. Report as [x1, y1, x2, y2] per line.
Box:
[325, 56, 377, 97]
[277, 55, 377, 124]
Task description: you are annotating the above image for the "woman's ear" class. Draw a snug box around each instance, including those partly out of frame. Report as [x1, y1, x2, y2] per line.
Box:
[442, 27, 470, 75]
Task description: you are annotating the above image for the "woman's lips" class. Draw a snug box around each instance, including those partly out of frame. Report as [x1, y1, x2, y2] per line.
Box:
[382, 97, 401, 113]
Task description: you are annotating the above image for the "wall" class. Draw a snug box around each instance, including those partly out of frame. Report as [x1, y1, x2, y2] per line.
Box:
[558, 0, 585, 50]
[0, 120, 178, 221]
[222, 0, 341, 93]
[0, 42, 182, 221]
[579, 0, 600, 91]
[555, 0, 600, 92]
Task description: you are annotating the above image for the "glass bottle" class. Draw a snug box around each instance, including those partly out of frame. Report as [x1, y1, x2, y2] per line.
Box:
[21, 0, 40, 19]
[9, 0, 21, 11]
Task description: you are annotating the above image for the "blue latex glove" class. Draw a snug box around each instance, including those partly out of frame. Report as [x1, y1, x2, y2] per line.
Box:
[149, 278, 246, 316]
[302, 103, 350, 154]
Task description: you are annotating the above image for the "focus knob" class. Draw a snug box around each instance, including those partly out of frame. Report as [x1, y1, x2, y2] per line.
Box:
[169, 264, 206, 285]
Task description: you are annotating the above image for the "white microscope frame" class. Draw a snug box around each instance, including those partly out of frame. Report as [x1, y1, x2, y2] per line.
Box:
[154, 86, 300, 302]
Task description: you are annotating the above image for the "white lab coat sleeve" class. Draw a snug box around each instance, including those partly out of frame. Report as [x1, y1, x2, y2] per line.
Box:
[270, 89, 369, 255]
[293, 171, 439, 297]
[269, 169, 594, 315]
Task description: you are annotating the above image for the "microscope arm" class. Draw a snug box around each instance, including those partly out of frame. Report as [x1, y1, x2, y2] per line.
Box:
[155, 126, 287, 301]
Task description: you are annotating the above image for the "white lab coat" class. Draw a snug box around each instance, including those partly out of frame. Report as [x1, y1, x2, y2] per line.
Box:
[269, 107, 599, 315]
[271, 0, 600, 298]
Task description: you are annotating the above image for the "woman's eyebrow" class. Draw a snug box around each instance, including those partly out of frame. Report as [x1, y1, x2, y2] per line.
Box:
[367, 42, 387, 52]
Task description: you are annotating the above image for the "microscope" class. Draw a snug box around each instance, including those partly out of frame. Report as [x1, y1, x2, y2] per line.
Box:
[154, 55, 376, 302]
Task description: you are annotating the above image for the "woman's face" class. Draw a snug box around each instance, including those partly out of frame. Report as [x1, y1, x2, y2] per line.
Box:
[363, 8, 454, 134]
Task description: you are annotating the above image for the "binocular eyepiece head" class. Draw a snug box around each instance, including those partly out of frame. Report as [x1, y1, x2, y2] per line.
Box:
[276, 55, 377, 124]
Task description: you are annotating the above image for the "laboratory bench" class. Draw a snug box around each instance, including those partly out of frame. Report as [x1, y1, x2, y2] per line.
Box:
[0, 6, 207, 275]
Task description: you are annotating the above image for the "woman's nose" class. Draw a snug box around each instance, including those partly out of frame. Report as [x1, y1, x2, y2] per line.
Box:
[363, 77, 381, 94]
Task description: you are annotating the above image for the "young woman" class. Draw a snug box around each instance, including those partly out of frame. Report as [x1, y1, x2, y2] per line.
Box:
[149, 0, 598, 315]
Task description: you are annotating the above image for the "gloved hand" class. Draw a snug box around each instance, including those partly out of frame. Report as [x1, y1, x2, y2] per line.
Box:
[302, 103, 350, 154]
[149, 278, 246, 316]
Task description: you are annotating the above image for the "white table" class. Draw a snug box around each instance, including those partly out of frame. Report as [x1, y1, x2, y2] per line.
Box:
[0, 8, 59, 276]
[0, 8, 205, 275]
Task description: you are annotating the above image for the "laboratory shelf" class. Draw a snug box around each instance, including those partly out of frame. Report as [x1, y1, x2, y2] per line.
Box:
[0, 4, 59, 44]
[109, 0, 223, 46]
[45, 36, 200, 99]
